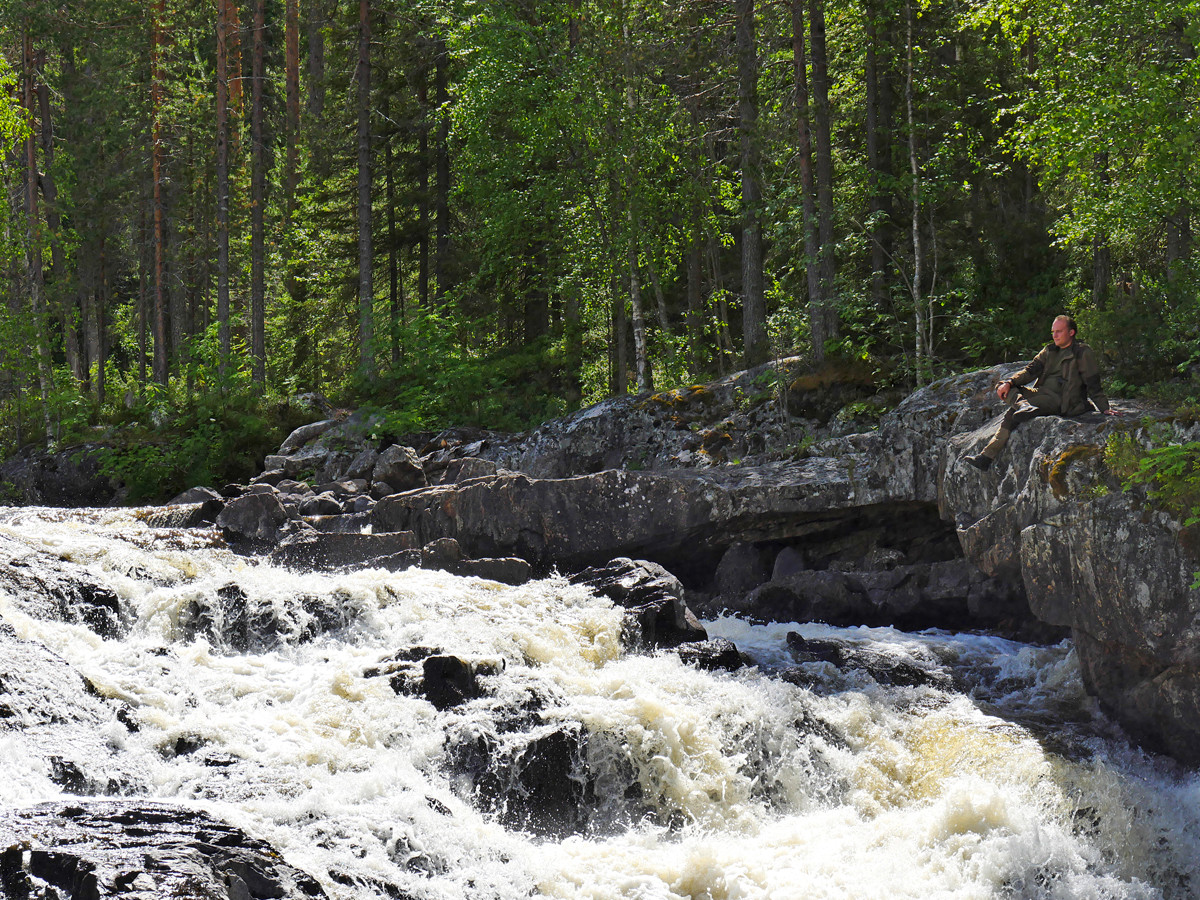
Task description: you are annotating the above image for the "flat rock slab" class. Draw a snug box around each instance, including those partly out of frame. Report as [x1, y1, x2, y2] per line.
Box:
[370, 457, 898, 576]
[268, 530, 419, 570]
[0, 801, 325, 900]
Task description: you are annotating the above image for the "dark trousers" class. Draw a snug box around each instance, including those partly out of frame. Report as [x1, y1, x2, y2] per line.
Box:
[982, 389, 1061, 459]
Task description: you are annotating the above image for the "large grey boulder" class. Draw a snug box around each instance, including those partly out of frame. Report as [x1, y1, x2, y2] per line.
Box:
[374, 444, 427, 491]
[215, 492, 290, 544]
[0, 443, 124, 507]
[416, 356, 892, 479]
[370, 460, 898, 577]
[278, 418, 338, 454]
[938, 397, 1200, 762]
[568, 558, 707, 649]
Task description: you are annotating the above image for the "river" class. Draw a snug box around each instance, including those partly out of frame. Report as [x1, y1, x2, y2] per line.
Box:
[1, 506, 1198, 899]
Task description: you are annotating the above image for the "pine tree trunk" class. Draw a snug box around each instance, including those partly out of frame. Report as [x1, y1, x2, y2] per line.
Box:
[216, 0, 231, 368]
[623, 18, 651, 393]
[307, 0, 325, 120]
[97, 234, 108, 407]
[34, 47, 79, 383]
[687, 191, 705, 376]
[250, 0, 266, 385]
[435, 35, 450, 303]
[356, 0, 375, 379]
[383, 93, 402, 367]
[151, 0, 169, 385]
[736, 0, 767, 369]
[284, 0, 299, 220]
[22, 29, 53, 442]
[418, 71, 430, 308]
[809, 0, 839, 356]
[137, 202, 148, 388]
[1166, 206, 1192, 288]
[864, 0, 892, 314]
[612, 269, 628, 395]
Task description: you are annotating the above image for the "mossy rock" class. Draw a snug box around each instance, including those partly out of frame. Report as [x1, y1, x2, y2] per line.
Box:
[1041, 444, 1105, 501]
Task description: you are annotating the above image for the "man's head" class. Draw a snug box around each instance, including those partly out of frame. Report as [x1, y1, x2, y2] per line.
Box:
[1051, 315, 1077, 348]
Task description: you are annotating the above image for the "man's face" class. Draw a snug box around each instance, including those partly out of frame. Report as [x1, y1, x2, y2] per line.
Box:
[1051, 319, 1075, 348]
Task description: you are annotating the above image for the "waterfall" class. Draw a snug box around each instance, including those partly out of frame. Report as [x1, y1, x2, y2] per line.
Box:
[1, 506, 1198, 899]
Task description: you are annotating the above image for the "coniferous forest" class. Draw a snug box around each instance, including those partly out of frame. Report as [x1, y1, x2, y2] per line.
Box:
[0, 0, 1198, 499]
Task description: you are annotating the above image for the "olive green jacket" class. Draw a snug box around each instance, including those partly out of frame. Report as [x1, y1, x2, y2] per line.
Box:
[1007, 340, 1110, 415]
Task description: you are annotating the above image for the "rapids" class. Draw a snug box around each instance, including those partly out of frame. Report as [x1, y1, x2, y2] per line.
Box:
[1, 506, 1199, 899]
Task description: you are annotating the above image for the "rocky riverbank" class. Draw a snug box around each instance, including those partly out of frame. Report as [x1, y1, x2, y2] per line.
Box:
[5, 357, 1200, 763]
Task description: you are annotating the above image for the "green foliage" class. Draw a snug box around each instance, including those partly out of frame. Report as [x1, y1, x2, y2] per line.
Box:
[86, 335, 304, 502]
[0, 54, 28, 151]
[360, 307, 573, 435]
[3, 0, 1199, 483]
[1105, 430, 1200, 527]
[94, 388, 285, 504]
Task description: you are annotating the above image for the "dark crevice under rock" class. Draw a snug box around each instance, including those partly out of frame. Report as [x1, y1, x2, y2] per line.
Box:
[689, 501, 1029, 632]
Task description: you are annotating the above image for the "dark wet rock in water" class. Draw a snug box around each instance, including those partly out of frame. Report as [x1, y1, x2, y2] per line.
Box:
[0, 537, 124, 639]
[414, 538, 533, 585]
[0, 800, 326, 899]
[144, 498, 225, 529]
[422, 655, 505, 710]
[783, 632, 952, 689]
[713, 542, 775, 601]
[444, 719, 604, 838]
[570, 558, 707, 650]
[673, 638, 746, 671]
[436, 556, 532, 585]
[727, 557, 1016, 632]
[367, 645, 625, 837]
[269, 530, 419, 571]
[177, 582, 359, 653]
[180, 583, 266, 653]
[168, 485, 225, 506]
[368, 647, 506, 711]
[0, 622, 145, 797]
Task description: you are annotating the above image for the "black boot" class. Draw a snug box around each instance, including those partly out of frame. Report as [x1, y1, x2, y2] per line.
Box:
[965, 453, 993, 472]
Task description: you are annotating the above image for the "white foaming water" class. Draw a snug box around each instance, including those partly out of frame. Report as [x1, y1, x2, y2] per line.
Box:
[1, 507, 1199, 899]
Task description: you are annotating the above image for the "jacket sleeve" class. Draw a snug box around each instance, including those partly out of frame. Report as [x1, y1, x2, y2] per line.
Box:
[1079, 346, 1110, 412]
[1008, 347, 1048, 388]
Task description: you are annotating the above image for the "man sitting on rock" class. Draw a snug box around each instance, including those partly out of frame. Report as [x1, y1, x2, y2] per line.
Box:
[965, 314, 1117, 471]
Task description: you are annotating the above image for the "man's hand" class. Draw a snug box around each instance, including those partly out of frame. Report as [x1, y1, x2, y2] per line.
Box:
[1104, 409, 1120, 416]
[997, 381, 1011, 402]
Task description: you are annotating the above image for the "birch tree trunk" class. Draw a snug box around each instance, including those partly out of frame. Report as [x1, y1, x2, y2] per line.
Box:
[791, 0, 822, 361]
[623, 17, 651, 393]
